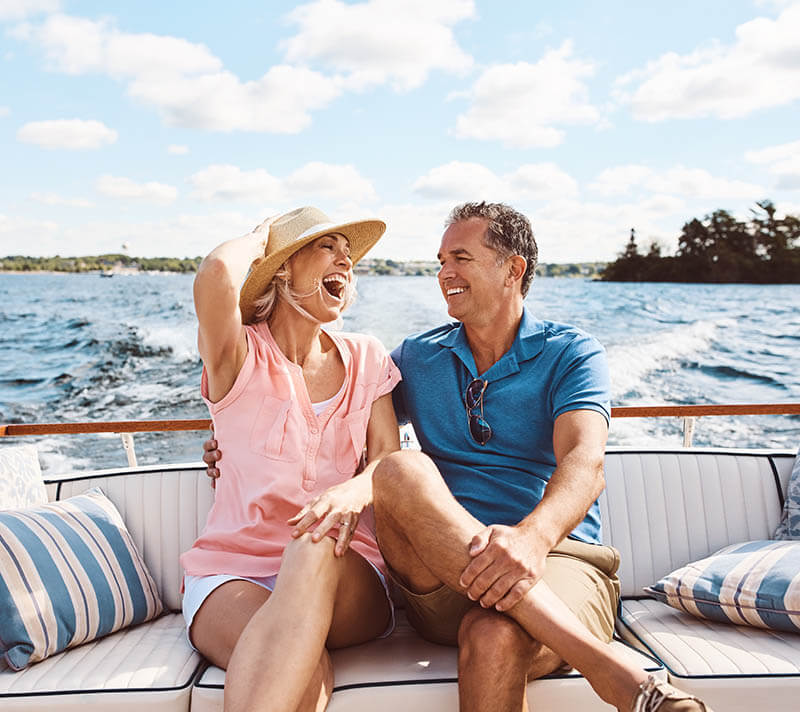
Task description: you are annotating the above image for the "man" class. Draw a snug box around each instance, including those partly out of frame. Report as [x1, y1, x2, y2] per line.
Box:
[204, 202, 711, 712]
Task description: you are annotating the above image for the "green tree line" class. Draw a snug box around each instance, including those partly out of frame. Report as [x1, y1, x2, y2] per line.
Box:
[0, 254, 202, 273]
[602, 201, 800, 283]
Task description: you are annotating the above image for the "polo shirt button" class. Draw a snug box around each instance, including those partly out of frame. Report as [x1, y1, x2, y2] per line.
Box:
[310, 427, 318, 434]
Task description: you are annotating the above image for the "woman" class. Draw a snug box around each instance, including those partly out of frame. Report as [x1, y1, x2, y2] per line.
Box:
[180, 206, 401, 712]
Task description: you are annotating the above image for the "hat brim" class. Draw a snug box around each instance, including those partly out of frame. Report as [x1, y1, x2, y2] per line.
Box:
[239, 217, 386, 324]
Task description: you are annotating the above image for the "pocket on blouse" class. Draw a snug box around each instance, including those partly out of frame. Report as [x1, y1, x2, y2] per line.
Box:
[249, 395, 292, 460]
[334, 407, 369, 474]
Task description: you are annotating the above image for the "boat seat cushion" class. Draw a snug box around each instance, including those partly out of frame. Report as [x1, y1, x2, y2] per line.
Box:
[618, 597, 800, 710]
[0, 445, 46, 511]
[645, 539, 800, 634]
[0, 613, 201, 712]
[191, 612, 664, 712]
[0, 487, 164, 670]
[773, 446, 800, 540]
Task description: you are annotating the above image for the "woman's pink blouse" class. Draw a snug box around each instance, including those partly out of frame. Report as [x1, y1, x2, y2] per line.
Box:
[180, 322, 401, 577]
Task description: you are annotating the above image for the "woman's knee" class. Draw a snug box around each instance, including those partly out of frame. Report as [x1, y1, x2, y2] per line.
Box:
[282, 532, 338, 572]
[458, 607, 537, 661]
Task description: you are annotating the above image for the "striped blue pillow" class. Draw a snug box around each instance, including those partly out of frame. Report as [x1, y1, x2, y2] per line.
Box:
[645, 540, 800, 634]
[773, 448, 800, 540]
[0, 487, 163, 670]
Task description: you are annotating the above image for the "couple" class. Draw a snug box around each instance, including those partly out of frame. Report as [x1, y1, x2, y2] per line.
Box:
[180, 204, 711, 712]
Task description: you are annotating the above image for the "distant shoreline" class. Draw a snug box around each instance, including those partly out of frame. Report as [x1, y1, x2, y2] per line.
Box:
[0, 257, 609, 279]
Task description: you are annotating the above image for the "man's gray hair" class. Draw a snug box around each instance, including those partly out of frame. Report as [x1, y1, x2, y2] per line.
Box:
[446, 202, 538, 297]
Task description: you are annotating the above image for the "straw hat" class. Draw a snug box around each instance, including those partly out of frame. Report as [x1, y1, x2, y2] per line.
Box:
[239, 206, 386, 324]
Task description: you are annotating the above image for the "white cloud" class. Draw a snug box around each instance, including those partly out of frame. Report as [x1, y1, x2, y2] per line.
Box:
[745, 139, 800, 189]
[366, 200, 453, 263]
[0, 213, 59, 255]
[17, 118, 117, 149]
[189, 165, 283, 203]
[30, 191, 93, 207]
[531, 197, 687, 263]
[284, 162, 377, 202]
[453, 42, 600, 148]
[589, 164, 766, 200]
[0, 0, 59, 21]
[283, 0, 474, 91]
[0, 211, 263, 257]
[412, 162, 505, 200]
[96, 175, 178, 204]
[126, 65, 340, 132]
[615, 3, 800, 120]
[17, 13, 341, 133]
[189, 162, 378, 204]
[648, 167, 764, 200]
[589, 165, 653, 197]
[0, 105, 10, 117]
[413, 161, 579, 201]
[366, 195, 689, 263]
[167, 144, 189, 155]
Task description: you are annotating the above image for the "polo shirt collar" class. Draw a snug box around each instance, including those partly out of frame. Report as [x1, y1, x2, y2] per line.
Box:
[439, 306, 545, 381]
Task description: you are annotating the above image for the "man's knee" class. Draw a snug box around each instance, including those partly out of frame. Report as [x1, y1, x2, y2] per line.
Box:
[458, 607, 538, 662]
[373, 450, 438, 507]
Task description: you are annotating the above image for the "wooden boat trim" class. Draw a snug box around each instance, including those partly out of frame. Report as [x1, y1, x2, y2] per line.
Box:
[2, 403, 799, 437]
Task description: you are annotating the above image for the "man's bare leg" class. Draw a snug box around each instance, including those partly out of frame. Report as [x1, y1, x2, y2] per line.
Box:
[458, 607, 563, 712]
[374, 450, 646, 712]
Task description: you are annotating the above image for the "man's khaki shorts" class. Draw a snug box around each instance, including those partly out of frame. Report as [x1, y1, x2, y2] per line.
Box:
[391, 537, 620, 647]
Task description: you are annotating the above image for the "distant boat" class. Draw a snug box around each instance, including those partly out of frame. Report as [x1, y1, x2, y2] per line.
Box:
[100, 271, 114, 278]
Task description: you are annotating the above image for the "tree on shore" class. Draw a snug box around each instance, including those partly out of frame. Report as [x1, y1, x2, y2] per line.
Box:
[601, 201, 800, 283]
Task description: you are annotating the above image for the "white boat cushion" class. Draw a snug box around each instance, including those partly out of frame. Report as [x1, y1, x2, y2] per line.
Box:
[0, 445, 46, 511]
[0, 488, 163, 669]
[618, 598, 800, 677]
[645, 539, 800, 634]
[192, 613, 664, 712]
[600, 451, 784, 597]
[773, 447, 800, 540]
[0, 613, 201, 711]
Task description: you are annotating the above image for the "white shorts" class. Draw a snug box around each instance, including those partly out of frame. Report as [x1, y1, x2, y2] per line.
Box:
[182, 561, 395, 651]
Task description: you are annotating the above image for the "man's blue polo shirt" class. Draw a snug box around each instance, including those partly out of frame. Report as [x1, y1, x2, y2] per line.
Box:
[391, 307, 611, 544]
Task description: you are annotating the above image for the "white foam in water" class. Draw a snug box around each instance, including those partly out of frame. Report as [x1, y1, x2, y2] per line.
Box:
[606, 319, 727, 399]
[140, 324, 198, 362]
[35, 437, 92, 474]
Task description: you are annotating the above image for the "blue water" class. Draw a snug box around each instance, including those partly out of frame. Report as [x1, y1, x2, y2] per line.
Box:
[1, 273, 798, 473]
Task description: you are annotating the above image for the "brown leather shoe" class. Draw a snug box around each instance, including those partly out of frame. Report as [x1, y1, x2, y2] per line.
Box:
[631, 675, 713, 712]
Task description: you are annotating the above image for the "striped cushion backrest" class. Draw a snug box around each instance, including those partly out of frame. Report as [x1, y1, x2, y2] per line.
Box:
[0, 487, 164, 670]
[645, 539, 800, 634]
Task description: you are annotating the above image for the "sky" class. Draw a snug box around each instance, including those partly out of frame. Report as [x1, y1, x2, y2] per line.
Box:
[1, 0, 799, 263]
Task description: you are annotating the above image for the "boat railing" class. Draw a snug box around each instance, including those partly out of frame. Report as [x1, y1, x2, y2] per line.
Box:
[1, 403, 799, 467]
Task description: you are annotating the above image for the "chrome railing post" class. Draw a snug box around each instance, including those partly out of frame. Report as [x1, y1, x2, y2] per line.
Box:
[120, 433, 138, 467]
[682, 416, 696, 447]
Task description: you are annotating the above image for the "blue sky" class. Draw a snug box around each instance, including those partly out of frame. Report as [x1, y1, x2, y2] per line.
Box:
[1, 0, 799, 262]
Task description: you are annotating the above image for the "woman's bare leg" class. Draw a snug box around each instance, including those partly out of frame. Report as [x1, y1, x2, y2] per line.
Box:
[190, 534, 390, 712]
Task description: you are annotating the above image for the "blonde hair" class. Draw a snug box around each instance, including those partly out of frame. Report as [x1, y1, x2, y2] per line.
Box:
[251, 262, 357, 325]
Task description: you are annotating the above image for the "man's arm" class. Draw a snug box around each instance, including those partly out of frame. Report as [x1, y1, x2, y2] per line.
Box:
[459, 408, 608, 611]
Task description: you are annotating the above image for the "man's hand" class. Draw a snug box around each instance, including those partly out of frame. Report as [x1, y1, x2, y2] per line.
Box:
[202, 428, 221, 487]
[459, 524, 549, 612]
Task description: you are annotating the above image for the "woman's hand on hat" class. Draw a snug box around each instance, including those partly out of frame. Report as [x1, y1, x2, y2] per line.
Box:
[251, 214, 279, 235]
[249, 214, 279, 263]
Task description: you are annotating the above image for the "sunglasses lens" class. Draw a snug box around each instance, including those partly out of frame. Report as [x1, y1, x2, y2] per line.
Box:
[469, 414, 492, 445]
[465, 379, 485, 409]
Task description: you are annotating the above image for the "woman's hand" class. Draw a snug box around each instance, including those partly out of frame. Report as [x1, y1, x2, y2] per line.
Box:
[287, 477, 370, 557]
